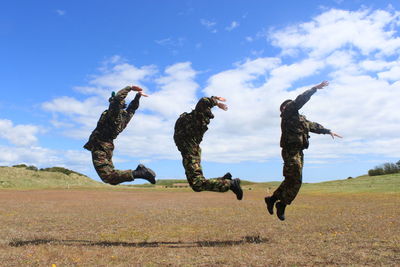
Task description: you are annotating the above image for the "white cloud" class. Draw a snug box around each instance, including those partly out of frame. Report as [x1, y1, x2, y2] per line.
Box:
[270, 9, 400, 57]
[0, 145, 93, 173]
[359, 59, 391, 72]
[200, 19, 216, 28]
[40, 60, 199, 162]
[378, 65, 400, 80]
[144, 62, 198, 118]
[0, 119, 42, 146]
[41, 57, 158, 139]
[90, 62, 157, 90]
[200, 19, 217, 33]
[56, 9, 65, 16]
[42, 96, 104, 117]
[155, 37, 185, 47]
[40, 7, 400, 167]
[226, 21, 239, 31]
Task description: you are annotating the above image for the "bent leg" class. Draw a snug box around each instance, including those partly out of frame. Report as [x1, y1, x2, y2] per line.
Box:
[273, 149, 304, 205]
[182, 148, 230, 192]
[92, 149, 134, 185]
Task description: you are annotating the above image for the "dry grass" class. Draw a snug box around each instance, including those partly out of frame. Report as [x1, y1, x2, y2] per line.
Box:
[0, 167, 105, 189]
[0, 188, 398, 266]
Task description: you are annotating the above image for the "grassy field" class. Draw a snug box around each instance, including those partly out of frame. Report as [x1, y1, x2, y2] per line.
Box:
[0, 172, 399, 266]
[0, 166, 106, 190]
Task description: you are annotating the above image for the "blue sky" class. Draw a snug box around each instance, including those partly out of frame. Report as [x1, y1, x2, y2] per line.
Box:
[1, 0, 399, 183]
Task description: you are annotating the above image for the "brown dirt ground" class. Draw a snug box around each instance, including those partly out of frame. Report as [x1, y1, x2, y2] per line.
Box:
[0, 189, 399, 266]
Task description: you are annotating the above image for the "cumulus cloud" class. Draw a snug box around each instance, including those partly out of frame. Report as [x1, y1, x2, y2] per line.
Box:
[41, 59, 200, 161]
[0, 119, 42, 146]
[0, 145, 93, 173]
[41, 59, 159, 139]
[40, 7, 400, 168]
[198, 7, 400, 162]
[270, 9, 400, 58]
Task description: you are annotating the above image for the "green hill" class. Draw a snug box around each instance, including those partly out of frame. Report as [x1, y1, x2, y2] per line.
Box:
[254, 173, 399, 193]
[1, 164, 398, 193]
[301, 173, 400, 193]
[0, 166, 105, 189]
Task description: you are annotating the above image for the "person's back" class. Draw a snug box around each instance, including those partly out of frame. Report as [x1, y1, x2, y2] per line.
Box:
[173, 96, 243, 200]
[83, 85, 156, 185]
[280, 105, 310, 150]
[84, 87, 138, 151]
[174, 97, 215, 151]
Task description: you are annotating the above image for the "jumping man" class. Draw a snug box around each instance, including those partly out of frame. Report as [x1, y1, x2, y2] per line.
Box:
[265, 81, 342, 220]
[84, 86, 156, 185]
[174, 96, 243, 200]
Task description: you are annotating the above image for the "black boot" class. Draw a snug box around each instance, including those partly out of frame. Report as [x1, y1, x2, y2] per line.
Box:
[264, 196, 277, 215]
[276, 201, 286, 221]
[222, 172, 232, 180]
[132, 164, 156, 184]
[230, 178, 243, 200]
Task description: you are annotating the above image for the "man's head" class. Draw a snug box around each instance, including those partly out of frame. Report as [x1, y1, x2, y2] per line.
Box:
[280, 99, 292, 112]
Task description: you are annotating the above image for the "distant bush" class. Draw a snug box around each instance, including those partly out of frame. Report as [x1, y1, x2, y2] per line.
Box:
[12, 164, 38, 171]
[12, 164, 28, 168]
[368, 161, 399, 176]
[383, 163, 399, 174]
[39, 167, 86, 177]
[26, 165, 38, 171]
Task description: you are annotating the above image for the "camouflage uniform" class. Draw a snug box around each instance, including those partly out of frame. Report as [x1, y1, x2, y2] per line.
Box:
[273, 87, 331, 205]
[84, 86, 141, 185]
[174, 97, 231, 192]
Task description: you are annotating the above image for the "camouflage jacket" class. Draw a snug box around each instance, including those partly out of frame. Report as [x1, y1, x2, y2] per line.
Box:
[280, 87, 331, 149]
[84, 86, 140, 151]
[174, 97, 218, 150]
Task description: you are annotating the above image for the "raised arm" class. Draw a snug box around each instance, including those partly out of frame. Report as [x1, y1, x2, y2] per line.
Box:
[109, 85, 147, 113]
[286, 81, 329, 112]
[126, 93, 141, 114]
[109, 86, 132, 112]
[194, 97, 218, 113]
[194, 96, 228, 113]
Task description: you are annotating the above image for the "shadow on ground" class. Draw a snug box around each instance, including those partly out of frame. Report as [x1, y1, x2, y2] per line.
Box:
[9, 236, 268, 248]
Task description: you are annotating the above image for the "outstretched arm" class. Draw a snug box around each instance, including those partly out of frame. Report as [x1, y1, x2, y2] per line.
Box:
[307, 120, 342, 139]
[290, 81, 329, 111]
[307, 120, 331, 135]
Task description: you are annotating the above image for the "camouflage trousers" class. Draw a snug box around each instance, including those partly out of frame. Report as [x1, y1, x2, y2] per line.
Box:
[180, 145, 231, 192]
[91, 141, 134, 185]
[273, 148, 304, 205]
